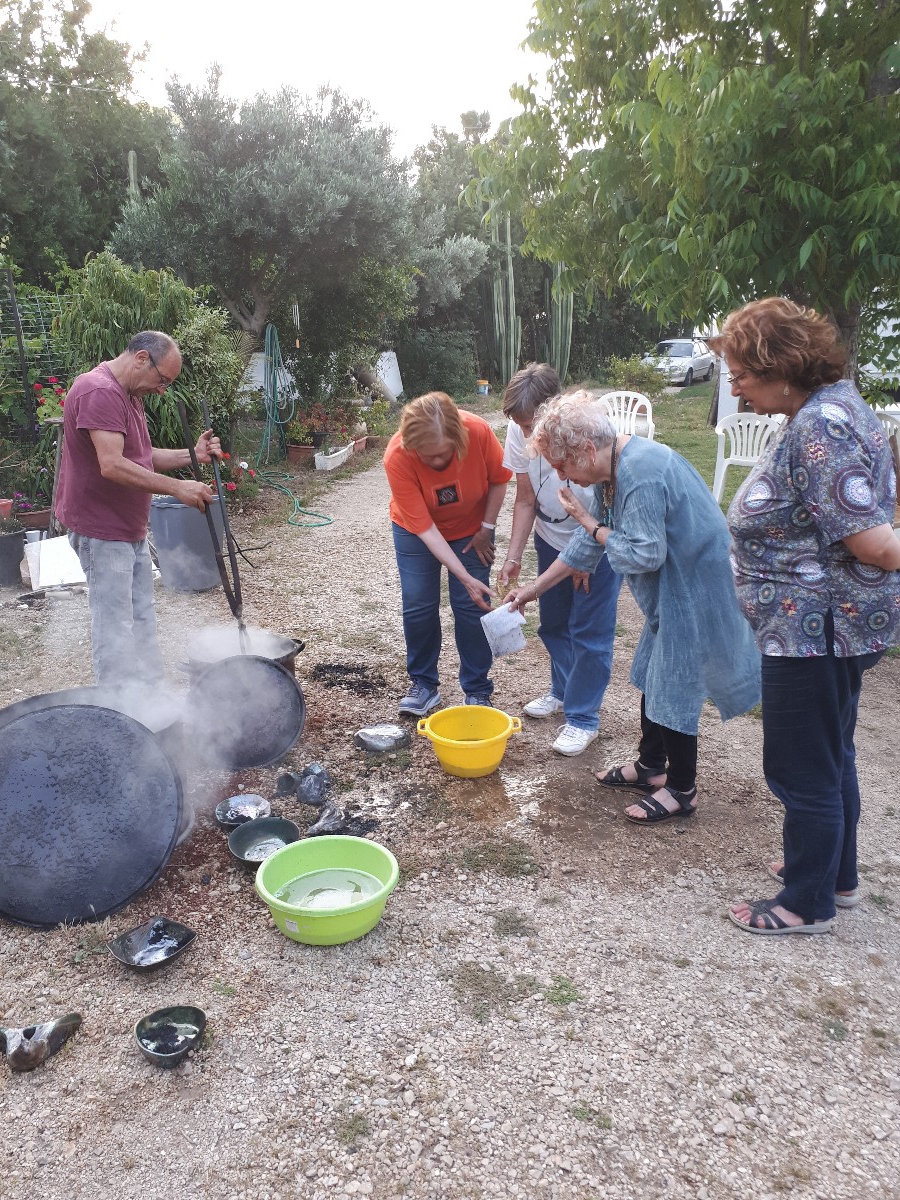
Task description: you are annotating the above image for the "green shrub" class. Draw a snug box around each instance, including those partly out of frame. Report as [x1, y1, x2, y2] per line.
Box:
[172, 307, 250, 447]
[604, 355, 667, 402]
[396, 328, 478, 400]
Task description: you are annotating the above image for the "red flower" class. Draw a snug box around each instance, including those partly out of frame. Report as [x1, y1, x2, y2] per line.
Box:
[48, 376, 58, 384]
[33, 383, 43, 392]
[222, 452, 231, 460]
[59, 398, 65, 407]
[248, 469, 256, 478]
[225, 481, 237, 491]
[55, 387, 64, 395]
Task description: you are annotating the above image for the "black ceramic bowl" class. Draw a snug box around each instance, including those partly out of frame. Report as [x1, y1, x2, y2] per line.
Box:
[108, 916, 196, 972]
[214, 794, 271, 830]
[134, 1005, 206, 1068]
[227, 816, 300, 868]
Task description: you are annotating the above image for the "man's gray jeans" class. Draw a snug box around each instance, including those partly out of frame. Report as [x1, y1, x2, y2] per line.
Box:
[68, 533, 165, 686]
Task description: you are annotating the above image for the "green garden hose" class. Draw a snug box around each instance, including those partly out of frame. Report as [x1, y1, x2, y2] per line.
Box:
[256, 324, 333, 528]
[256, 470, 333, 529]
[257, 323, 294, 467]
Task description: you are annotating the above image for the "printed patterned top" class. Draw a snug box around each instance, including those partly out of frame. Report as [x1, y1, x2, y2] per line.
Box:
[727, 380, 900, 657]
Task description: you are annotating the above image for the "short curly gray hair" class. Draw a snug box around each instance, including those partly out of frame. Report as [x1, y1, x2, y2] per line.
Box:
[530, 390, 616, 468]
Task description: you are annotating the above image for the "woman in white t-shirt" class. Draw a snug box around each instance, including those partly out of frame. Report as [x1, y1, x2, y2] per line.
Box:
[499, 365, 622, 755]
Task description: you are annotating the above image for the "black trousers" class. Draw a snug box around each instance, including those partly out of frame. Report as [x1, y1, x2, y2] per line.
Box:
[637, 695, 698, 793]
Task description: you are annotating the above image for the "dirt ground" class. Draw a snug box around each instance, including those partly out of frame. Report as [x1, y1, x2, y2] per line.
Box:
[0, 444, 898, 1200]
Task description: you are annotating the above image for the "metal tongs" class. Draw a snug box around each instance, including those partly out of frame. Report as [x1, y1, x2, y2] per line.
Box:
[177, 399, 249, 654]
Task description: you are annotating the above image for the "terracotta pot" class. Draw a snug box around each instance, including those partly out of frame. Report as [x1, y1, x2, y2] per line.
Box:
[287, 443, 315, 465]
[353, 436, 367, 454]
[14, 507, 51, 531]
[0, 499, 12, 519]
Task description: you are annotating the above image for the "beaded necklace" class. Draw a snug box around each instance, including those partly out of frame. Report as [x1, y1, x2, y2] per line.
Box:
[600, 437, 619, 527]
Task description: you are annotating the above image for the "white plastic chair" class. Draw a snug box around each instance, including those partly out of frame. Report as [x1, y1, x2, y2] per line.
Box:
[600, 391, 655, 440]
[712, 412, 783, 503]
[874, 410, 900, 439]
[877, 413, 900, 528]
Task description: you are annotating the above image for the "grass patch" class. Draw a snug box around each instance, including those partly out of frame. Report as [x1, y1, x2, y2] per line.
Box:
[211, 979, 237, 997]
[823, 1017, 848, 1042]
[545, 974, 581, 1006]
[652, 387, 748, 510]
[461, 838, 539, 877]
[450, 963, 538, 1023]
[869, 893, 893, 911]
[336, 1112, 371, 1147]
[397, 851, 426, 884]
[69, 922, 110, 965]
[0, 627, 24, 655]
[493, 909, 538, 938]
[571, 1103, 613, 1129]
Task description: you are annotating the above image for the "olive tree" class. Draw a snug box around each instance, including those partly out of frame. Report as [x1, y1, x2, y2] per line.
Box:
[111, 72, 414, 342]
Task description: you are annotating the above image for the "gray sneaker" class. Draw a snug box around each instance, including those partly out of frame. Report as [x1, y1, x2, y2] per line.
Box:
[398, 681, 442, 717]
[465, 694, 493, 706]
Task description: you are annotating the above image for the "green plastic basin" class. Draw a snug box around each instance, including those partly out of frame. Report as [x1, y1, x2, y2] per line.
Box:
[254, 835, 399, 945]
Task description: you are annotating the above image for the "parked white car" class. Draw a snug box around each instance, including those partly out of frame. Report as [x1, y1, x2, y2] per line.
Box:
[644, 338, 716, 386]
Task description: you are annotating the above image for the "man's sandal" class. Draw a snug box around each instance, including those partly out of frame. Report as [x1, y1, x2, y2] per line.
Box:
[596, 760, 665, 795]
[767, 863, 860, 909]
[729, 897, 833, 936]
[623, 784, 697, 825]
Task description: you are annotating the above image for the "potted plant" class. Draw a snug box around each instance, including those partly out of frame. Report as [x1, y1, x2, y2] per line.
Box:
[0, 514, 25, 587]
[284, 420, 316, 464]
[11, 492, 52, 531]
[365, 399, 392, 452]
[285, 403, 331, 463]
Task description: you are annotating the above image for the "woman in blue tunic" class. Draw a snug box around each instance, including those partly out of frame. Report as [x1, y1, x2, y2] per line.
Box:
[506, 392, 760, 824]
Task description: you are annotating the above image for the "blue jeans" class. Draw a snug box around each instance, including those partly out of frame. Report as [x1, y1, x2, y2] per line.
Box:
[534, 533, 621, 730]
[69, 532, 165, 687]
[392, 523, 493, 699]
[763, 613, 882, 922]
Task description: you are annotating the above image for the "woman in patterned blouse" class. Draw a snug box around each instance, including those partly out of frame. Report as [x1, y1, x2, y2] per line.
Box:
[711, 298, 900, 936]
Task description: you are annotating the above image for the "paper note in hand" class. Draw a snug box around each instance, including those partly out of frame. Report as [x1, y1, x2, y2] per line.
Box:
[480, 604, 527, 658]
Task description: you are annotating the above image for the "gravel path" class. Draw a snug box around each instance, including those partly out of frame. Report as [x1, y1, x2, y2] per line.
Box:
[0, 445, 898, 1200]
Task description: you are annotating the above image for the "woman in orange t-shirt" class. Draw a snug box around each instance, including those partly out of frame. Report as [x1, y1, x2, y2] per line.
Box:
[383, 392, 511, 716]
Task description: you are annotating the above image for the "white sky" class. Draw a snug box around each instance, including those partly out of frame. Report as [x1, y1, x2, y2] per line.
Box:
[84, 0, 545, 158]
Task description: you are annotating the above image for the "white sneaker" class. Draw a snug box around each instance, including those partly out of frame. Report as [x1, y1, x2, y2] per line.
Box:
[523, 693, 564, 718]
[552, 724, 599, 756]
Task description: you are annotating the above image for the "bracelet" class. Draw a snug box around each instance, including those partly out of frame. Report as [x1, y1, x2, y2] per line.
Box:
[591, 523, 603, 542]
[505, 556, 521, 565]
[481, 521, 496, 530]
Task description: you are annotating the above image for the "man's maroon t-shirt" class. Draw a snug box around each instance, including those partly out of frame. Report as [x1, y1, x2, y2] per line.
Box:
[55, 362, 154, 542]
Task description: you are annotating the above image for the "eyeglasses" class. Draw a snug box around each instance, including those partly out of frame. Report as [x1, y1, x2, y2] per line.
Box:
[146, 351, 174, 390]
[726, 369, 755, 386]
[535, 464, 572, 523]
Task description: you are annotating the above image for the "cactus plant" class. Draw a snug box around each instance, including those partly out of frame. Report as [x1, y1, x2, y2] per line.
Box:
[489, 213, 521, 386]
[546, 262, 573, 383]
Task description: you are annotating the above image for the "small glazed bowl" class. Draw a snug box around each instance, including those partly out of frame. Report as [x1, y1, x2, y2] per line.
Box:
[108, 916, 196, 972]
[227, 816, 300, 868]
[214, 794, 271, 829]
[134, 1005, 206, 1068]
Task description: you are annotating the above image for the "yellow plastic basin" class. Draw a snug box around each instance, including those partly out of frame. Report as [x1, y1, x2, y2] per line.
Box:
[417, 705, 522, 778]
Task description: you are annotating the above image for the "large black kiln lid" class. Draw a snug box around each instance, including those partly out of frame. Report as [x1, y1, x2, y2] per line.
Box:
[0, 705, 183, 929]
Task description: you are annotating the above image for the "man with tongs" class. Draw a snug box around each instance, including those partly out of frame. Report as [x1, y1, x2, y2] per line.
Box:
[56, 331, 221, 686]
